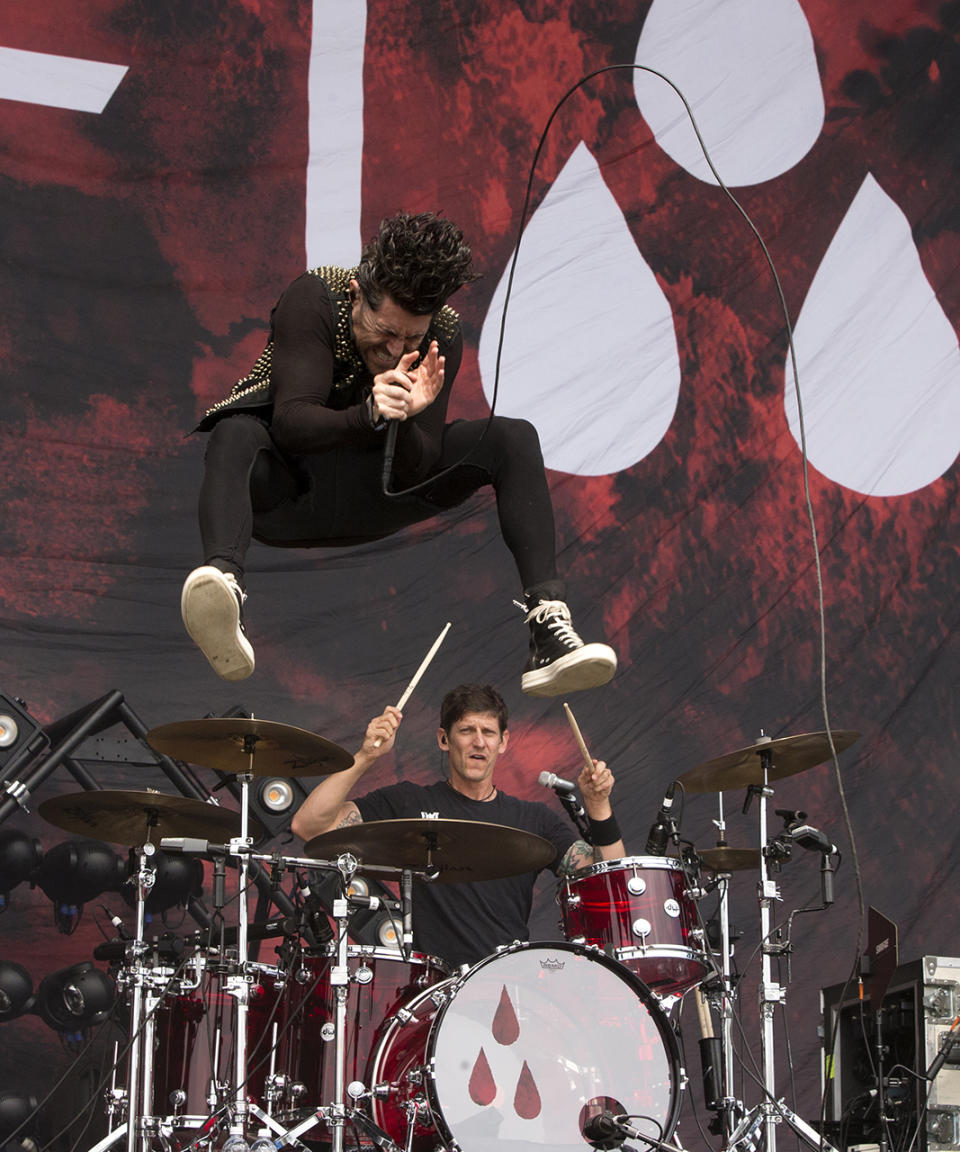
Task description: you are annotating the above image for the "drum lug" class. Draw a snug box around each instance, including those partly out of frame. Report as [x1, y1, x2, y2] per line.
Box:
[626, 876, 647, 896]
[632, 917, 652, 940]
[565, 892, 582, 909]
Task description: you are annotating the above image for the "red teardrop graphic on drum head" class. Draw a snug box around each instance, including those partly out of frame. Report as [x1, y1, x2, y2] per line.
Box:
[469, 1046, 497, 1106]
[492, 984, 520, 1044]
[513, 1059, 541, 1119]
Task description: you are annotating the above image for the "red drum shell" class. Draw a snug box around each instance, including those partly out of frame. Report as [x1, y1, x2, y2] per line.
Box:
[559, 855, 709, 994]
[151, 960, 281, 1140]
[273, 946, 450, 1141]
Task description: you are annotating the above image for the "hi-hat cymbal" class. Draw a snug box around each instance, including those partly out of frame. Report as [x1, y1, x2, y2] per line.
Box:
[147, 718, 353, 777]
[678, 730, 861, 793]
[37, 789, 264, 845]
[304, 818, 556, 884]
[697, 846, 762, 872]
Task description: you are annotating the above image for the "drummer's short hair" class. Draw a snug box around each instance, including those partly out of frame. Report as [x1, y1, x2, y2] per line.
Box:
[440, 684, 508, 734]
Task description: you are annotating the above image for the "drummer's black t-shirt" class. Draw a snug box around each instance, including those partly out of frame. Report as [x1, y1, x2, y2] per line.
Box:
[354, 780, 576, 969]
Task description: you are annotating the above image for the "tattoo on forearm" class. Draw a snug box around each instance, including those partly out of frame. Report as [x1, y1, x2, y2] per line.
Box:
[337, 809, 362, 829]
[558, 839, 593, 877]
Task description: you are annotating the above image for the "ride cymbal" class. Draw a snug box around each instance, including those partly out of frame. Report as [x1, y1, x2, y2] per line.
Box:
[147, 717, 354, 777]
[304, 818, 556, 884]
[37, 789, 264, 844]
[678, 730, 861, 793]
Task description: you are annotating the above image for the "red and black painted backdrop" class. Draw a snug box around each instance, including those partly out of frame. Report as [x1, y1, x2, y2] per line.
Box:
[1, 0, 959, 1137]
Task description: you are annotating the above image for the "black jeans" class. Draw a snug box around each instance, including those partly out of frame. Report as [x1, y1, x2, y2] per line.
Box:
[197, 415, 558, 590]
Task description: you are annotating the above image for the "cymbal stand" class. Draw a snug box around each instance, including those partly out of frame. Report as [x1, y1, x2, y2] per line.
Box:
[221, 736, 259, 1150]
[124, 836, 159, 1152]
[711, 794, 741, 1139]
[746, 744, 839, 1152]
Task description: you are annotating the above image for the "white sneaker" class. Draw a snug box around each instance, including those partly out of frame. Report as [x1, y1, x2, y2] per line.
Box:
[181, 566, 255, 681]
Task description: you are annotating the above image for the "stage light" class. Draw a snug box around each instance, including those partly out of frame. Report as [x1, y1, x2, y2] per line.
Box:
[0, 694, 49, 772]
[121, 850, 203, 915]
[258, 777, 295, 814]
[0, 1090, 39, 1143]
[36, 962, 115, 1032]
[0, 962, 34, 1022]
[35, 840, 126, 908]
[0, 830, 42, 908]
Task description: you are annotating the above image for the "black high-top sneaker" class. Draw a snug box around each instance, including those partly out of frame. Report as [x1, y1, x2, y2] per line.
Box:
[519, 580, 617, 697]
[181, 566, 255, 681]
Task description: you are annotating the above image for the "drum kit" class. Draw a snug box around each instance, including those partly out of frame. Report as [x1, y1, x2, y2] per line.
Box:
[33, 718, 859, 1152]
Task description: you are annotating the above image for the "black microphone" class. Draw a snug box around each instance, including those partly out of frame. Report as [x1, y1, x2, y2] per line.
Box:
[789, 823, 838, 855]
[645, 781, 678, 855]
[382, 421, 398, 493]
[297, 873, 335, 947]
[926, 1030, 960, 1082]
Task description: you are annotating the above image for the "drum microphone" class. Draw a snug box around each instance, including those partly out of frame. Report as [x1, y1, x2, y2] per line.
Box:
[645, 782, 678, 855]
[539, 771, 590, 839]
[582, 1111, 644, 1150]
[538, 771, 577, 793]
[788, 823, 838, 855]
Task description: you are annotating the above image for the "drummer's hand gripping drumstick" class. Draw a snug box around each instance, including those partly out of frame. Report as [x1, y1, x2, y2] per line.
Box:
[373, 622, 452, 748]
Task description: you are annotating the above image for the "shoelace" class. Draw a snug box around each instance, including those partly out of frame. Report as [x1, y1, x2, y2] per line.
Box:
[223, 572, 247, 605]
[520, 599, 584, 647]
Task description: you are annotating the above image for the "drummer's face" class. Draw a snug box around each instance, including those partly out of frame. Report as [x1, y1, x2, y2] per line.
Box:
[439, 710, 509, 793]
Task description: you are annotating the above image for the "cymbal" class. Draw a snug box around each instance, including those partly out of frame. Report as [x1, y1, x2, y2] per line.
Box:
[147, 718, 354, 777]
[37, 789, 265, 844]
[304, 818, 557, 884]
[698, 847, 762, 872]
[678, 730, 861, 793]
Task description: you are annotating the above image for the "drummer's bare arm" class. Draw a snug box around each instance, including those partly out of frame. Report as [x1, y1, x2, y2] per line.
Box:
[557, 758, 625, 873]
[290, 707, 401, 842]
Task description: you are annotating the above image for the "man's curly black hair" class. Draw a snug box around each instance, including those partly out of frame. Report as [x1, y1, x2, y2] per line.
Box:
[355, 211, 479, 315]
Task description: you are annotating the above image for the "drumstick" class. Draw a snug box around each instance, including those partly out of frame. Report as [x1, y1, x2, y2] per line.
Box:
[373, 622, 452, 748]
[563, 702, 594, 771]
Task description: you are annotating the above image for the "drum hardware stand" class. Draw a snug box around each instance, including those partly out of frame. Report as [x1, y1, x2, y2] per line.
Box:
[712, 797, 745, 1139]
[744, 741, 840, 1152]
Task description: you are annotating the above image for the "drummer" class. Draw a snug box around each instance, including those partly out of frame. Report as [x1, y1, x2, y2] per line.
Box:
[290, 683, 625, 969]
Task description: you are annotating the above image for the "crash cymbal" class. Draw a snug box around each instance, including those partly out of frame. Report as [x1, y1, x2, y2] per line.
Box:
[37, 789, 264, 844]
[678, 729, 861, 793]
[304, 818, 556, 884]
[697, 847, 762, 872]
[147, 718, 353, 777]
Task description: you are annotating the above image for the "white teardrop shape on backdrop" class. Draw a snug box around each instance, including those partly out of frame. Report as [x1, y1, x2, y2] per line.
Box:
[786, 173, 960, 497]
[478, 142, 681, 477]
[633, 0, 823, 186]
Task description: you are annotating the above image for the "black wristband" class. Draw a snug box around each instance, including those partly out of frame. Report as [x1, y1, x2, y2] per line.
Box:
[587, 813, 621, 847]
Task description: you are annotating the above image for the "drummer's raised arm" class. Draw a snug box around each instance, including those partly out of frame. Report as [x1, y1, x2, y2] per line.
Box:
[290, 706, 402, 842]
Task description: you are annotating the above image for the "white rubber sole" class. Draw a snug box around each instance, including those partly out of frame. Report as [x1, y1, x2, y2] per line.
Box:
[181, 566, 255, 681]
[521, 642, 617, 698]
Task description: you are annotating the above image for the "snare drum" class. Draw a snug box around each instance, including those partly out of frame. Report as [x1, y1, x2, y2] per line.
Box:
[367, 940, 682, 1152]
[558, 856, 709, 993]
[271, 946, 450, 1138]
[151, 958, 282, 1142]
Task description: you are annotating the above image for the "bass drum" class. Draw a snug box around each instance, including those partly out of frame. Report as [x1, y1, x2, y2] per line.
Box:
[367, 940, 682, 1152]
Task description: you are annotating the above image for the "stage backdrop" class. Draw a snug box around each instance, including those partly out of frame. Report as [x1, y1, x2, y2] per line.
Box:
[1, 0, 958, 1145]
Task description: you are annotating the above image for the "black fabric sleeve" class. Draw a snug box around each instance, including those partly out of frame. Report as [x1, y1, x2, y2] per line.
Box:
[268, 274, 378, 453]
